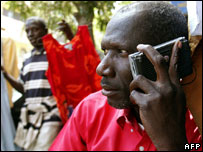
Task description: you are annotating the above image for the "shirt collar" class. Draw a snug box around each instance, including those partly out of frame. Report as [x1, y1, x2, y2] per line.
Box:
[116, 109, 132, 129]
[31, 48, 46, 56]
[116, 108, 145, 132]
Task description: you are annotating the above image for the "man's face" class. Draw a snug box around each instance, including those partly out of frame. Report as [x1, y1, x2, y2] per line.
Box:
[25, 20, 47, 48]
[96, 13, 143, 109]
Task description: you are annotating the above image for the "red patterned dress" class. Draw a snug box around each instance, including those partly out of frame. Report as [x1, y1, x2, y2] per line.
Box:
[42, 25, 102, 124]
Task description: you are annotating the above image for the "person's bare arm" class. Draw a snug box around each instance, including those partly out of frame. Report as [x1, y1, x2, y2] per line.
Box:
[130, 41, 188, 150]
[1, 65, 24, 94]
[57, 20, 74, 41]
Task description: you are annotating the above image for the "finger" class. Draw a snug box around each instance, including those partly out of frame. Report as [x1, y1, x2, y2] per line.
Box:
[57, 20, 67, 26]
[56, 26, 65, 32]
[130, 89, 144, 106]
[169, 41, 181, 84]
[1, 65, 4, 71]
[57, 21, 63, 25]
[130, 75, 154, 94]
[164, 55, 169, 63]
[130, 90, 151, 108]
[137, 44, 170, 83]
[57, 23, 70, 30]
[56, 24, 67, 31]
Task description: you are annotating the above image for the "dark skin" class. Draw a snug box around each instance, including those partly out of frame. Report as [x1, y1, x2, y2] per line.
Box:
[96, 8, 188, 151]
[25, 19, 48, 52]
[1, 18, 73, 94]
[57, 20, 74, 40]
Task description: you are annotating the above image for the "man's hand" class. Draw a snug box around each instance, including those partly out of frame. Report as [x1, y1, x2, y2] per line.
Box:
[130, 41, 188, 150]
[57, 20, 74, 41]
[1, 65, 24, 94]
[1, 65, 7, 76]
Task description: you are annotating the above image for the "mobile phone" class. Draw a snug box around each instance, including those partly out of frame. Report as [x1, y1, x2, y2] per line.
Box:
[128, 37, 193, 81]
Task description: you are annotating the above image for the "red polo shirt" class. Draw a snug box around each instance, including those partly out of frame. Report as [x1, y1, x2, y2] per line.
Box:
[49, 91, 202, 151]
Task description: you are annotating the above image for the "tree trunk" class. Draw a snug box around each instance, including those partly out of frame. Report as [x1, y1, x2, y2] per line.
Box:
[72, 2, 105, 60]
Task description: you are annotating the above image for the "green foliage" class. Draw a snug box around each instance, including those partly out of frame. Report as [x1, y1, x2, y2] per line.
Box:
[3, 1, 116, 36]
[3, 1, 136, 52]
[94, 1, 115, 32]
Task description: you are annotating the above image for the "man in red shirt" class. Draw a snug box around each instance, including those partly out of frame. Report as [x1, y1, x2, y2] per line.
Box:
[49, 2, 202, 151]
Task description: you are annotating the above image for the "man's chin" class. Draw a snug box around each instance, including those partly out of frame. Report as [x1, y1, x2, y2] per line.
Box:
[107, 97, 132, 109]
[32, 44, 43, 49]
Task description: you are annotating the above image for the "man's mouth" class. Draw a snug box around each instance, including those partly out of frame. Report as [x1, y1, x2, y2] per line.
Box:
[101, 84, 119, 97]
[30, 39, 36, 43]
[29, 37, 42, 44]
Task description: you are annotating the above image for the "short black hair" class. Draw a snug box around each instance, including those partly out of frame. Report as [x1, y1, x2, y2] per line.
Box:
[25, 16, 47, 30]
[117, 1, 188, 45]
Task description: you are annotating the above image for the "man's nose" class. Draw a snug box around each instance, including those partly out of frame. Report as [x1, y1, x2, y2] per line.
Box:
[27, 30, 33, 37]
[96, 55, 115, 77]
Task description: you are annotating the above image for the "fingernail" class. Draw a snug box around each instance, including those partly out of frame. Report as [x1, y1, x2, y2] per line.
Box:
[137, 44, 144, 49]
[131, 90, 135, 95]
[164, 56, 169, 62]
[178, 41, 182, 49]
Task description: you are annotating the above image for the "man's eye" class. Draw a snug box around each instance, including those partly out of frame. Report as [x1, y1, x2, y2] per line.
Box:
[119, 50, 128, 56]
[33, 28, 39, 31]
[119, 50, 127, 53]
[103, 49, 108, 55]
